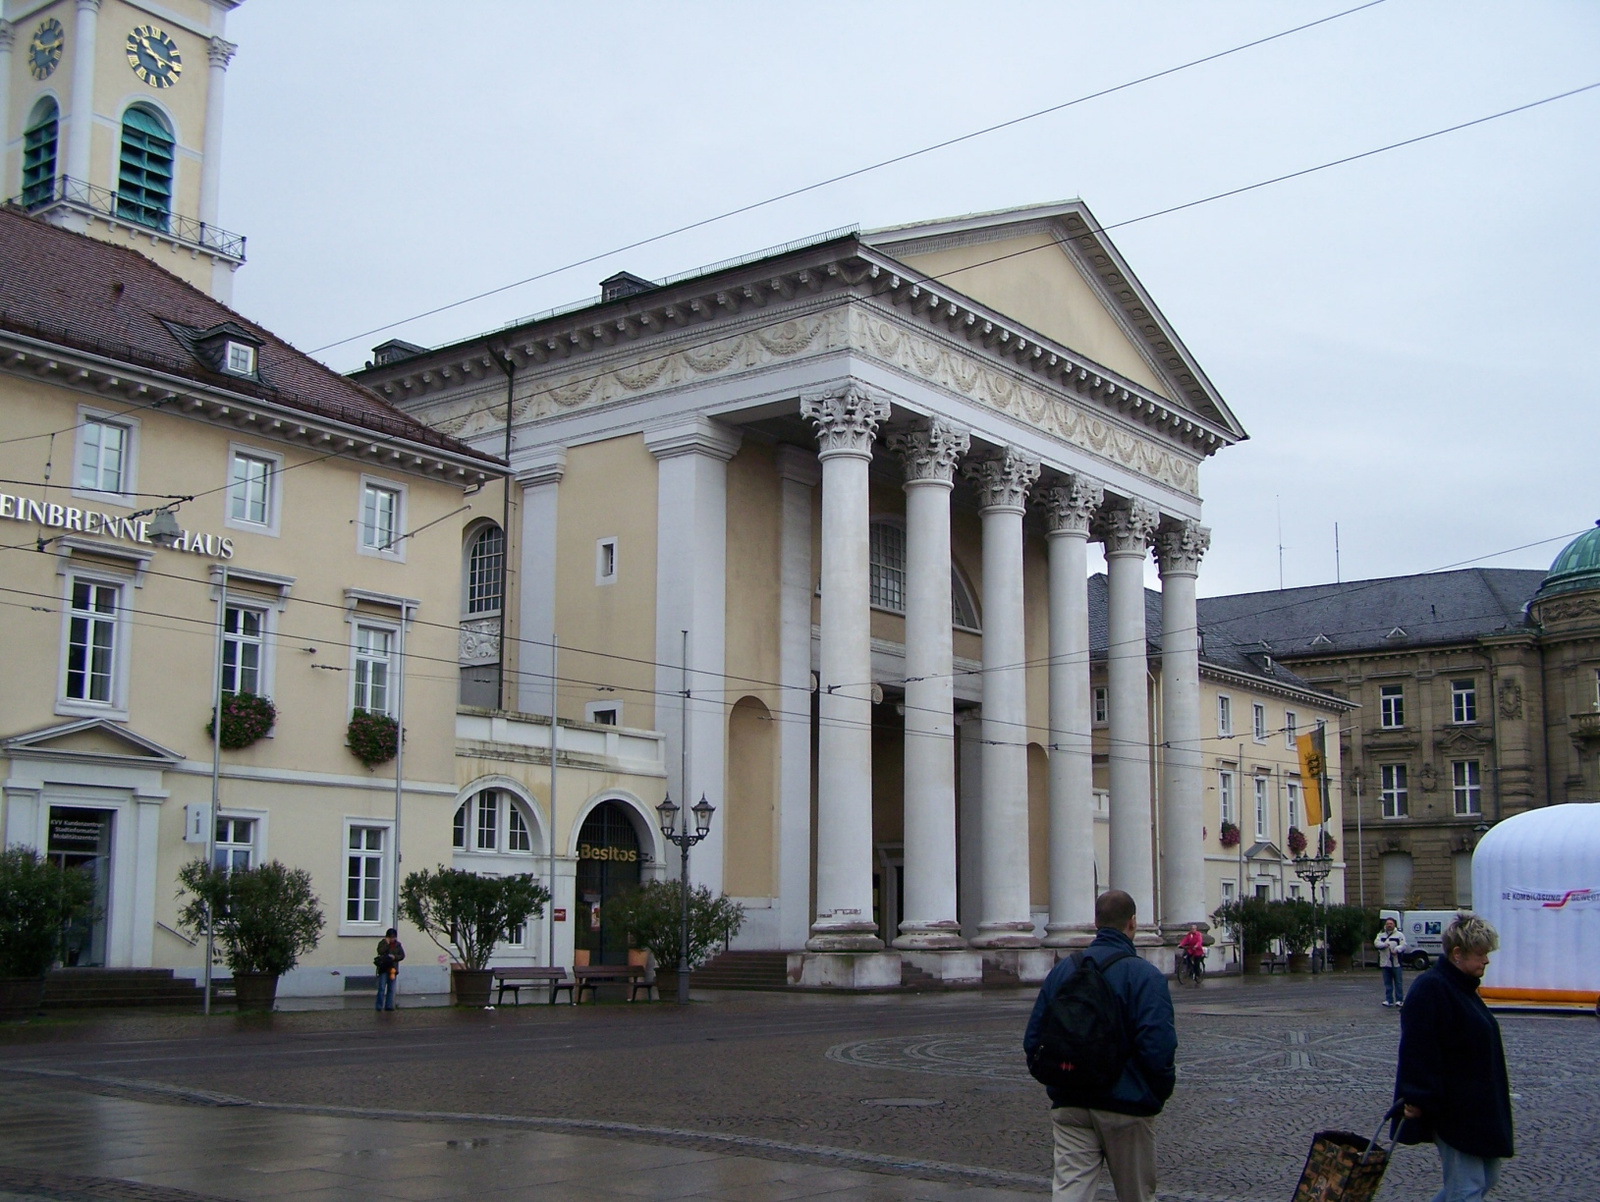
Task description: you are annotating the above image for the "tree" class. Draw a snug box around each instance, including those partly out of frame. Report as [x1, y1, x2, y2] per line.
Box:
[176, 860, 324, 977]
[399, 867, 549, 971]
[602, 880, 745, 971]
[0, 847, 97, 978]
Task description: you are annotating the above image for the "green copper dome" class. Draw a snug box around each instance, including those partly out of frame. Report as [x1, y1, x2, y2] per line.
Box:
[1537, 521, 1600, 599]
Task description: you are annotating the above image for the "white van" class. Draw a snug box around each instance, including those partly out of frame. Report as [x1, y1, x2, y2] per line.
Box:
[1378, 909, 1460, 969]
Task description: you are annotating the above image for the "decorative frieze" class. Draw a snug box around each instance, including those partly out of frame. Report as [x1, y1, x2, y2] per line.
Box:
[963, 447, 1040, 512]
[1100, 500, 1159, 556]
[889, 418, 970, 484]
[1154, 520, 1212, 577]
[1038, 475, 1104, 536]
[459, 618, 500, 664]
[800, 384, 891, 459]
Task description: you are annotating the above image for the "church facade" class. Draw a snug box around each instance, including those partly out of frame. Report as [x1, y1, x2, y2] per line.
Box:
[356, 202, 1252, 984]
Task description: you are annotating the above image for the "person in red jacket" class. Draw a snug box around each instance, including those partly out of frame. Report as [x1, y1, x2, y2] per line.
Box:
[1178, 926, 1205, 983]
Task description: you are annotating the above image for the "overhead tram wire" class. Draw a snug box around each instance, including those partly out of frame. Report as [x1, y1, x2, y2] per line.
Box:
[305, 0, 1392, 357]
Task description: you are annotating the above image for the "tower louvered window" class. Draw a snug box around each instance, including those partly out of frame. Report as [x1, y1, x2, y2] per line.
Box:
[116, 106, 174, 230]
[22, 99, 59, 208]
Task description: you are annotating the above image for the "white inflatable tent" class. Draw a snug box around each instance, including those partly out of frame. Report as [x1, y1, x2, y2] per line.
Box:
[1473, 803, 1600, 1009]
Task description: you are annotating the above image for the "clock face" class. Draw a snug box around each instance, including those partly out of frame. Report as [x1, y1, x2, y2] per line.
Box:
[126, 24, 182, 89]
[29, 18, 65, 81]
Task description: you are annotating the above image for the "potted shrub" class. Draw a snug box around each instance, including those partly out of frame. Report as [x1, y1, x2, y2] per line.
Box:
[1281, 899, 1317, 972]
[603, 880, 745, 992]
[206, 692, 277, 750]
[399, 867, 549, 1007]
[1286, 826, 1308, 856]
[0, 847, 97, 1021]
[177, 860, 325, 1011]
[1324, 904, 1377, 971]
[346, 709, 399, 769]
[1218, 821, 1241, 849]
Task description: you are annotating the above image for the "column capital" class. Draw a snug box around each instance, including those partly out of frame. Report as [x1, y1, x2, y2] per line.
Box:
[1099, 499, 1159, 557]
[1154, 520, 1212, 578]
[513, 446, 567, 488]
[963, 447, 1040, 513]
[208, 36, 238, 69]
[801, 384, 891, 460]
[889, 417, 969, 486]
[1038, 475, 1105, 536]
[74, 0, 102, 13]
[643, 415, 742, 462]
[775, 443, 821, 487]
[0, 22, 17, 51]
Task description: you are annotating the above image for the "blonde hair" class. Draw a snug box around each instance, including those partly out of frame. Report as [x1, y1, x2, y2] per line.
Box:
[1442, 913, 1499, 958]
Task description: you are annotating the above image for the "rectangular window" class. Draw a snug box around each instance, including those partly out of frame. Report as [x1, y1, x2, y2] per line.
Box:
[1284, 710, 1298, 749]
[596, 537, 617, 585]
[586, 702, 620, 726]
[1452, 760, 1482, 816]
[1380, 685, 1404, 729]
[66, 580, 119, 702]
[508, 805, 531, 852]
[476, 791, 498, 851]
[1217, 694, 1232, 738]
[1287, 778, 1302, 832]
[353, 626, 393, 714]
[1381, 764, 1409, 818]
[868, 522, 906, 611]
[1254, 775, 1269, 840]
[1092, 686, 1108, 726]
[76, 418, 128, 494]
[345, 826, 385, 924]
[225, 341, 256, 375]
[1451, 680, 1477, 725]
[222, 606, 264, 695]
[214, 817, 255, 873]
[1289, 883, 1303, 900]
[1253, 703, 1267, 742]
[1218, 769, 1235, 826]
[229, 452, 274, 526]
[1220, 880, 1235, 908]
[1454, 851, 1474, 908]
[452, 805, 466, 850]
[360, 482, 401, 553]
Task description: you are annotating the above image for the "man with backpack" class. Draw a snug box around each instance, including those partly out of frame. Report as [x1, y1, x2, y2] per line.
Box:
[1023, 890, 1177, 1202]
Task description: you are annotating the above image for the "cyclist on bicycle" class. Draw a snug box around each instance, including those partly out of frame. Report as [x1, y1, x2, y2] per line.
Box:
[1179, 925, 1205, 983]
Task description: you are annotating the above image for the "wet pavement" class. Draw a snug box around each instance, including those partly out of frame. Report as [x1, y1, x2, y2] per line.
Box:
[2, 972, 1596, 1201]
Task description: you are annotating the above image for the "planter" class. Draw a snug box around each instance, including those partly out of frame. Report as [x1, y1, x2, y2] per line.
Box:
[1288, 953, 1310, 974]
[1332, 952, 1354, 972]
[232, 971, 279, 1011]
[452, 967, 494, 1008]
[1257, 957, 1272, 974]
[0, 976, 46, 1022]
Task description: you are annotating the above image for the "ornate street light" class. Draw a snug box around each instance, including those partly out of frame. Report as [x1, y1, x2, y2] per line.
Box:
[1293, 844, 1336, 974]
[657, 791, 715, 1004]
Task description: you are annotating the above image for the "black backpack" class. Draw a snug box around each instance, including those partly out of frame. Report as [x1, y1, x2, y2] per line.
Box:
[1026, 949, 1133, 1096]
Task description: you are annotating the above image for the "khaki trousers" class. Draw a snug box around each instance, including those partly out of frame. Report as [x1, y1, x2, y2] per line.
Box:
[1049, 1106, 1157, 1202]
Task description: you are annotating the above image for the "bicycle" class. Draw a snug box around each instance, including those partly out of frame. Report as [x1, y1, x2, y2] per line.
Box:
[1177, 952, 1205, 987]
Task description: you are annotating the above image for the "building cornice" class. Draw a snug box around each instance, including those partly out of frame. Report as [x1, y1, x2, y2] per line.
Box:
[1197, 659, 1356, 712]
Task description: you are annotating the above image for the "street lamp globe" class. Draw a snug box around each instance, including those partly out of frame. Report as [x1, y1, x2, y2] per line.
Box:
[656, 795, 679, 838]
[692, 795, 715, 838]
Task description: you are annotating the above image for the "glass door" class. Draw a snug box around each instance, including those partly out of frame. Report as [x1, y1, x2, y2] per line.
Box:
[47, 807, 113, 967]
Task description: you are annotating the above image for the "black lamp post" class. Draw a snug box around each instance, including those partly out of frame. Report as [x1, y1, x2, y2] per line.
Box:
[1293, 842, 1335, 974]
[656, 792, 715, 1005]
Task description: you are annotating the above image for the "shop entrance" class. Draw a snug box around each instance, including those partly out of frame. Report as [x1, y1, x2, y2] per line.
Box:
[574, 802, 642, 966]
[47, 807, 113, 967]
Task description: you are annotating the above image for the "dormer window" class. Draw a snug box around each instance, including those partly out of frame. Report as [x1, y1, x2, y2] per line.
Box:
[225, 341, 256, 376]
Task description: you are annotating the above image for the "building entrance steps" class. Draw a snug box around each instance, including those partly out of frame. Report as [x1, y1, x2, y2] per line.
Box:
[683, 950, 789, 990]
[41, 969, 207, 1011]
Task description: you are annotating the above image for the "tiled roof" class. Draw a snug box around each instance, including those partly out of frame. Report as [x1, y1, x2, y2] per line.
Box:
[1195, 568, 1546, 657]
[0, 206, 500, 465]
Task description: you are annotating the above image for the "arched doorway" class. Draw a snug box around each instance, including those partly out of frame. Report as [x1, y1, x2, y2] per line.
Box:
[575, 801, 641, 965]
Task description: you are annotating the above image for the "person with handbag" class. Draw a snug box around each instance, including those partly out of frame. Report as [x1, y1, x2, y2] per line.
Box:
[374, 928, 405, 1012]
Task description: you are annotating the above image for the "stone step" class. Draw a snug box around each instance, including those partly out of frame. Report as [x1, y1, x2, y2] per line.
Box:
[43, 968, 205, 1010]
[900, 963, 939, 990]
[687, 950, 792, 991]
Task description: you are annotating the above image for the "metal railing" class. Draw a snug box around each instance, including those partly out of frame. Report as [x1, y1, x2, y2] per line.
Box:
[11, 175, 246, 262]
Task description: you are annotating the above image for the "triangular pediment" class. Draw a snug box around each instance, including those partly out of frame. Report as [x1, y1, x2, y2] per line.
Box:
[864, 201, 1244, 437]
[1, 718, 184, 763]
[1245, 840, 1284, 860]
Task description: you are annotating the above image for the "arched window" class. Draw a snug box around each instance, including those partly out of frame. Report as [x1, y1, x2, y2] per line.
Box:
[452, 788, 537, 855]
[116, 106, 174, 230]
[952, 565, 980, 631]
[22, 98, 59, 208]
[465, 524, 504, 614]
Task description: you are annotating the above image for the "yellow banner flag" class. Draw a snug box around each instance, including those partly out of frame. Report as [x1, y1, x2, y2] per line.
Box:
[1296, 729, 1327, 827]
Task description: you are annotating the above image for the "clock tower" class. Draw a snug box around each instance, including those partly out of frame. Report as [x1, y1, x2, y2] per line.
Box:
[0, 1, 244, 301]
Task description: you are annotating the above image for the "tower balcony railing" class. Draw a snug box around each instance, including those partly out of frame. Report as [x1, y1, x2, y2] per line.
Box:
[11, 175, 246, 263]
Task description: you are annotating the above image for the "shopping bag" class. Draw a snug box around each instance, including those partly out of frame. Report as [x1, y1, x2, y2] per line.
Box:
[1289, 1105, 1400, 1202]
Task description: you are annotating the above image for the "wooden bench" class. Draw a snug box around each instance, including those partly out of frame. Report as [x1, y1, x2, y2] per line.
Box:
[1261, 951, 1290, 974]
[572, 964, 651, 1003]
[492, 967, 574, 1006]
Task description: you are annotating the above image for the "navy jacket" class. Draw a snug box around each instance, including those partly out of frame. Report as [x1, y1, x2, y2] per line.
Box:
[1023, 929, 1177, 1116]
[1393, 958, 1514, 1159]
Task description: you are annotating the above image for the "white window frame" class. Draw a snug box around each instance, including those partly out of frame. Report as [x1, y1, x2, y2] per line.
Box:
[507, 803, 532, 854]
[475, 790, 499, 851]
[463, 523, 505, 616]
[1218, 766, 1236, 826]
[224, 443, 282, 537]
[1252, 702, 1267, 743]
[1379, 684, 1404, 729]
[1284, 710, 1298, 750]
[1092, 686, 1108, 727]
[222, 601, 273, 699]
[1451, 679, 1477, 725]
[341, 819, 392, 935]
[1253, 774, 1269, 840]
[1217, 694, 1232, 738]
[595, 536, 617, 586]
[1380, 764, 1409, 819]
[223, 340, 257, 376]
[868, 518, 906, 613]
[357, 475, 407, 562]
[71, 406, 140, 508]
[213, 812, 263, 874]
[57, 570, 131, 719]
[349, 620, 398, 717]
[1452, 759, 1482, 817]
[585, 701, 621, 726]
[1286, 777, 1302, 832]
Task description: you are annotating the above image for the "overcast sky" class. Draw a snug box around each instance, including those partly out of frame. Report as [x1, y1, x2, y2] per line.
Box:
[221, 1, 1598, 597]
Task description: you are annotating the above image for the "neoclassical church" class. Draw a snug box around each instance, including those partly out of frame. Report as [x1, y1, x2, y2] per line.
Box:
[356, 202, 1250, 985]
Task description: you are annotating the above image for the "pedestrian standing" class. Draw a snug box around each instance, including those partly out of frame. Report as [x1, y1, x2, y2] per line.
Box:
[1024, 890, 1177, 1202]
[1375, 917, 1407, 1007]
[1393, 913, 1513, 1201]
[374, 927, 405, 1012]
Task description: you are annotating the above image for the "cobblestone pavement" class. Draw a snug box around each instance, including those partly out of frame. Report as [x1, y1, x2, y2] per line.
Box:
[2, 973, 1596, 1200]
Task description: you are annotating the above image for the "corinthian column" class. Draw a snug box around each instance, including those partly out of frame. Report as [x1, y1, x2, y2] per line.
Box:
[801, 384, 891, 951]
[1156, 519, 1211, 935]
[199, 38, 238, 229]
[65, 0, 102, 186]
[1101, 499, 1159, 924]
[0, 24, 16, 168]
[964, 447, 1041, 948]
[1039, 476, 1104, 946]
[887, 418, 969, 949]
